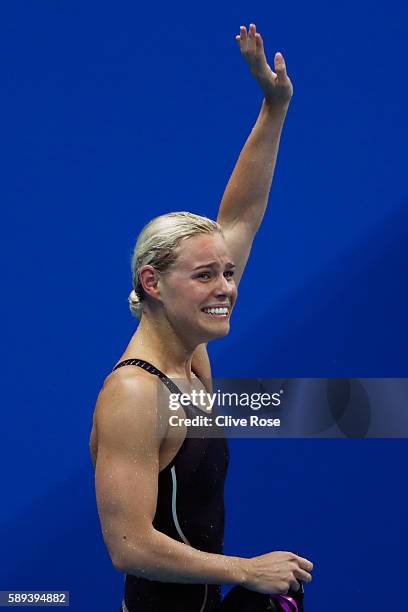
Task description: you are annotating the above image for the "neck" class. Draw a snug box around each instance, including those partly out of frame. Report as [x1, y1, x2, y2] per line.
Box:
[124, 310, 199, 380]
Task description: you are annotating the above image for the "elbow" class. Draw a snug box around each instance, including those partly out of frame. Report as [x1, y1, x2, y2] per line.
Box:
[112, 553, 127, 574]
[111, 546, 144, 575]
[110, 544, 129, 573]
[110, 531, 156, 576]
[112, 550, 144, 575]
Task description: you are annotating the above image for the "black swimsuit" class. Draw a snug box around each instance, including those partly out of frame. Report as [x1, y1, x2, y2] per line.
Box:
[111, 359, 230, 612]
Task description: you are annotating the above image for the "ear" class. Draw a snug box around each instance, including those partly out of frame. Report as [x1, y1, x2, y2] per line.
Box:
[138, 265, 161, 301]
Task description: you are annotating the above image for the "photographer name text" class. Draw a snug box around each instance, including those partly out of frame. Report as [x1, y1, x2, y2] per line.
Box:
[169, 415, 281, 428]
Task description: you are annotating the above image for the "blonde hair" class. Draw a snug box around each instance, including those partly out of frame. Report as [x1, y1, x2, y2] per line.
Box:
[128, 211, 223, 319]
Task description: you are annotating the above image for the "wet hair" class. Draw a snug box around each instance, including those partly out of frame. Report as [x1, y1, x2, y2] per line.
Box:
[128, 211, 223, 319]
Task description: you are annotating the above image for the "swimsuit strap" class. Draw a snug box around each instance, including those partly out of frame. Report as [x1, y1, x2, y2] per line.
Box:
[112, 358, 189, 397]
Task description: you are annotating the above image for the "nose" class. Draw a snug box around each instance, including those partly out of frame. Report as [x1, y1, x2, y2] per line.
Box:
[214, 273, 234, 299]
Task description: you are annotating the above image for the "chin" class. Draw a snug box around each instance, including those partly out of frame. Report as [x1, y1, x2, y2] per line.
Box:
[204, 322, 230, 341]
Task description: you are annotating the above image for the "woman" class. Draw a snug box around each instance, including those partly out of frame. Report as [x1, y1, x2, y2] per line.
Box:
[90, 24, 314, 612]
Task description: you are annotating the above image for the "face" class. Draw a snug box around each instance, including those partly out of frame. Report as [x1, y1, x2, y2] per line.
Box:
[158, 232, 238, 343]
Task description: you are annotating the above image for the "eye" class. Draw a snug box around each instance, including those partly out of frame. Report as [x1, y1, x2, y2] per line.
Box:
[224, 270, 235, 278]
[196, 272, 211, 280]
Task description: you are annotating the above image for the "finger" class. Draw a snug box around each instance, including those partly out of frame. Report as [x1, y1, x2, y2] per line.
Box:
[246, 23, 257, 54]
[239, 25, 247, 41]
[297, 556, 314, 572]
[237, 25, 250, 54]
[293, 567, 312, 583]
[255, 32, 264, 51]
[274, 51, 288, 80]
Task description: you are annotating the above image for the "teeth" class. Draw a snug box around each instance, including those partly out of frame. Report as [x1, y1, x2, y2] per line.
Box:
[203, 307, 229, 315]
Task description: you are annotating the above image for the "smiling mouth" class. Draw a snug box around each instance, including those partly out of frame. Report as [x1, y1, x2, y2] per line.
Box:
[201, 307, 230, 318]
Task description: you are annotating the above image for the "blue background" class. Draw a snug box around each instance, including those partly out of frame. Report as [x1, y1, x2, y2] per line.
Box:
[1, 0, 407, 610]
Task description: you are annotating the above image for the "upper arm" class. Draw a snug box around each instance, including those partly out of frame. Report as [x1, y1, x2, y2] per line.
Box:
[220, 221, 256, 288]
[191, 343, 213, 393]
[94, 374, 162, 571]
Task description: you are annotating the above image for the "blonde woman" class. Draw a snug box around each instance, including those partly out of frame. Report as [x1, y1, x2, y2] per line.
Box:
[90, 23, 313, 612]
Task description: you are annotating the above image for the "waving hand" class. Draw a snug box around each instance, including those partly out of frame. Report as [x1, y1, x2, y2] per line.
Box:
[236, 23, 293, 109]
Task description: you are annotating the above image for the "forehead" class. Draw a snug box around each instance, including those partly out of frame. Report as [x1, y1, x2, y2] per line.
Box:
[175, 232, 232, 267]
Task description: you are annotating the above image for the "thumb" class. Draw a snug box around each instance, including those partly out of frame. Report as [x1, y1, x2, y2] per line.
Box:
[274, 52, 288, 80]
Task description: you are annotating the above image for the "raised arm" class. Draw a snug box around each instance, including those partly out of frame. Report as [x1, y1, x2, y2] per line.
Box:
[93, 372, 313, 590]
[217, 23, 293, 286]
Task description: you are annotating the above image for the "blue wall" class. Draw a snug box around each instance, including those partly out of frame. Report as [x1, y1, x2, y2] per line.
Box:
[1, 0, 407, 610]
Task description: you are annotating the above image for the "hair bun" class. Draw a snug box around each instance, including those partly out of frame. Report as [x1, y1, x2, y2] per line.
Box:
[128, 289, 143, 320]
[129, 289, 140, 303]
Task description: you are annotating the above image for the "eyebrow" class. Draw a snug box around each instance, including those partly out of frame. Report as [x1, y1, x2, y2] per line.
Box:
[193, 262, 236, 270]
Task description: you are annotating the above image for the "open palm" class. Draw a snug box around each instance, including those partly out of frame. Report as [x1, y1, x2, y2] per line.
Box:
[236, 23, 293, 108]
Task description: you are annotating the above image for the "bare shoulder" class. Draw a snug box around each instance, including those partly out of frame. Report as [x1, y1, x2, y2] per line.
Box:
[94, 367, 167, 452]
